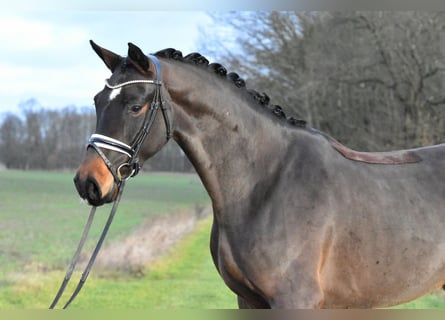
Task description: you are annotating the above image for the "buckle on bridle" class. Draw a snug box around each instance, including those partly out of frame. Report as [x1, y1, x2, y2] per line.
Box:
[116, 162, 139, 181]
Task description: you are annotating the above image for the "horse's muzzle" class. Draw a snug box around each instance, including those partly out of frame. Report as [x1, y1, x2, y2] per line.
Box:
[74, 153, 117, 206]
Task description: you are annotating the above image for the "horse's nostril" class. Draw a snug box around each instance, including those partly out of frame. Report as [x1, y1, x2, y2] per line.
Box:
[74, 173, 86, 199]
[73, 172, 104, 206]
[86, 176, 102, 203]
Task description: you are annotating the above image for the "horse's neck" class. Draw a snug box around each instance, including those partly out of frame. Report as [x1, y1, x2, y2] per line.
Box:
[164, 62, 294, 214]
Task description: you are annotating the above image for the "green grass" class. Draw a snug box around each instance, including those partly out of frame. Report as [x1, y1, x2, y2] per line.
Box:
[0, 217, 237, 309]
[390, 294, 445, 309]
[0, 170, 208, 283]
[0, 170, 237, 309]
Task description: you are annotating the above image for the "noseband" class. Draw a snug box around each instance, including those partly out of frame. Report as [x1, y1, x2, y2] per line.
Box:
[88, 55, 171, 183]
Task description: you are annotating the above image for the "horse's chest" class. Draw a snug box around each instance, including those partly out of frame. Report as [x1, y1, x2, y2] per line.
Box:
[211, 228, 257, 296]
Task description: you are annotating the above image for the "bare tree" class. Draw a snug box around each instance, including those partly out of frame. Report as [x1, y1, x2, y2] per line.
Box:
[329, 12, 445, 147]
[0, 113, 26, 169]
[199, 12, 445, 151]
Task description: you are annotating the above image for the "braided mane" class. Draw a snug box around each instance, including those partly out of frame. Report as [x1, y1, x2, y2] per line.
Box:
[154, 48, 307, 128]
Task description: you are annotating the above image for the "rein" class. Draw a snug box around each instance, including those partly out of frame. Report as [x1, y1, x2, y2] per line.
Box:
[49, 55, 170, 309]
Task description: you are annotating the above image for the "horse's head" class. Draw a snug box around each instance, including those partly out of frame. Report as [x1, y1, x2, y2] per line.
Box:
[74, 41, 171, 206]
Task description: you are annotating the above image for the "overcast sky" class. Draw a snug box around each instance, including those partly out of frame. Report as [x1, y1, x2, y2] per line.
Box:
[1, 0, 298, 114]
[0, 9, 215, 113]
[2, 1, 438, 114]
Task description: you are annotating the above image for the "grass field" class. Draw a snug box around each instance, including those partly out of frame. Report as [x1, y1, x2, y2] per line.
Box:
[0, 170, 444, 309]
[0, 170, 208, 270]
[0, 170, 236, 309]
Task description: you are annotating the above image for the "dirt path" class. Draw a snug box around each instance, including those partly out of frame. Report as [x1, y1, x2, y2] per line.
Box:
[90, 205, 210, 275]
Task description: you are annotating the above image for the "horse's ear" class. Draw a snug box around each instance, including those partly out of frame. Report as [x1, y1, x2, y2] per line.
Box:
[127, 42, 150, 74]
[90, 40, 123, 72]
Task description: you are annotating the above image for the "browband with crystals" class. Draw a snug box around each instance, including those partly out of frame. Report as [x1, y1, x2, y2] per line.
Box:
[105, 79, 162, 90]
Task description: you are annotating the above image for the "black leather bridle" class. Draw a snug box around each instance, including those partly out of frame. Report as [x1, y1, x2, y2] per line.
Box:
[49, 54, 170, 309]
[88, 54, 171, 183]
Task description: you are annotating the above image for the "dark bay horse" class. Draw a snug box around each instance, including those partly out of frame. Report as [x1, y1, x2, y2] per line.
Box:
[74, 41, 445, 308]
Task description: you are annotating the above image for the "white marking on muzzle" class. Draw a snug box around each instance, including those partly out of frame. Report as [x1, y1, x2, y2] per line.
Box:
[109, 87, 121, 101]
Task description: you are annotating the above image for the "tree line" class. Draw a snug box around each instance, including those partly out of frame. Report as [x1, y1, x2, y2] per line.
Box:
[0, 105, 192, 171]
[0, 106, 94, 170]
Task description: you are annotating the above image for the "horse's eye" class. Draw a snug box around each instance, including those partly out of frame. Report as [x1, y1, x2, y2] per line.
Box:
[130, 105, 143, 113]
